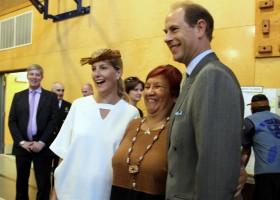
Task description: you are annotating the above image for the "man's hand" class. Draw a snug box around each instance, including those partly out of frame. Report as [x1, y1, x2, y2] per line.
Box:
[234, 154, 249, 197]
[20, 141, 34, 153]
[30, 141, 44, 153]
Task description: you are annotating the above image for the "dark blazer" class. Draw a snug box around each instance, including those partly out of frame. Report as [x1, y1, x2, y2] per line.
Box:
[9, 88, 59, 156]
[57, 100, 71, 132]
[166, 53, 244, 200]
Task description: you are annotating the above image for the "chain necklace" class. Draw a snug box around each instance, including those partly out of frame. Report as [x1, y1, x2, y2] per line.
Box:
[144, 118, 168, 135]
[126, 117, 169, 189]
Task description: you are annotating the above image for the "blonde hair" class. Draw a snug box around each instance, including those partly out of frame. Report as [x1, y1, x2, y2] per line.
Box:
[27, 64, 44, 76]
[107, 57, 125, 99]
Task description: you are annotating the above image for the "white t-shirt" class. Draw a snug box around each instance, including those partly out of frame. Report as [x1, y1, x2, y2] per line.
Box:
[50, 96, 139, 200]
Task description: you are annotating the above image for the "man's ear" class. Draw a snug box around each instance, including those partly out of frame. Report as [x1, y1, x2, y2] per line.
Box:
[196, 19, 207, 39]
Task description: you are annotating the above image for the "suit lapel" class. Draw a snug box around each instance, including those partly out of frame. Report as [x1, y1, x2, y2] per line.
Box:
[23, 89, 30, 115]
[59, 101, 65, 114]
[190, 52, 218, 77]
[168, 52, 220, 145]
[37, 89, 45, 114]
[175, 52, 219, 109]
[60, 100, 65, 110]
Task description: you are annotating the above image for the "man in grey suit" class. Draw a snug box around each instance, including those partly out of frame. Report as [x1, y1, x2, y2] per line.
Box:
[164, 1, 244, 200]
[9, 64, 59, 200]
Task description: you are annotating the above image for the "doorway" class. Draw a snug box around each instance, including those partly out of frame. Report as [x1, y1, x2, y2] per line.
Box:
[0, 71, 28, 154]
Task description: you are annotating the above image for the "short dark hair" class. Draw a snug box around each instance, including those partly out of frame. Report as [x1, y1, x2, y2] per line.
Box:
[124, 77, 144, 94]
[250, 94, 270, 113]
[172, 1, 214, 41]
[146, 64, 182, 98]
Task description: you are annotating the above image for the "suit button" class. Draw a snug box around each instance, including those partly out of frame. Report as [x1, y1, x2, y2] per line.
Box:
[173, 146, 177, 151]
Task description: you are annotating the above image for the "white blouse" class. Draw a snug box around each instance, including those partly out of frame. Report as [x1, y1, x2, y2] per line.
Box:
[50, 96, 139, 200]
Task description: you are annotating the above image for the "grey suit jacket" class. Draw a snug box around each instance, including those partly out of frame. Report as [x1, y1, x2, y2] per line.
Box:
[166, 53, 244, 200]
[9, 88, 59, 156]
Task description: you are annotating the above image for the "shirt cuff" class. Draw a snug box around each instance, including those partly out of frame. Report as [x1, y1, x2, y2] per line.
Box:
[39, 141, 46, 147]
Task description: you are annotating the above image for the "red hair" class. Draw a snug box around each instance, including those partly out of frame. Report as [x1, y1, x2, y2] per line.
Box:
[146, 64, 182, 98]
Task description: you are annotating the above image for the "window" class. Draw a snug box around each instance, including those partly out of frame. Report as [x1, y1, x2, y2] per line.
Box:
[0, 11, 33, 50]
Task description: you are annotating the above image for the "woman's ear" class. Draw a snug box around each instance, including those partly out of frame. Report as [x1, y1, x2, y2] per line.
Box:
[116, 68, 123, 80]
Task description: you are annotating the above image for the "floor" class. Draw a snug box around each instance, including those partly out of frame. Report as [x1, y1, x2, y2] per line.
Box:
[0, 154, 37, 200]
[0, 175, 37, 200]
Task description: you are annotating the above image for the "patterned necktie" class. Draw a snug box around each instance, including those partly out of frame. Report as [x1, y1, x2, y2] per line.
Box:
[180, 73, 189, 91]
[27, 91, 36, 141]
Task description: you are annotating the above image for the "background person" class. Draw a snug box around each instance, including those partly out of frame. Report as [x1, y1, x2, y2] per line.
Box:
[9, 64, 59, 200]
[124, 76, 145, 117]
[50, 82, 71, 184]
[51, 82, 71, 134]
[81, 83, 94, 96]
[242, 94, 280, 200]
[50, 49, 140, 200]
[111, 64, 182, 200]
[164, 1, 244, 199]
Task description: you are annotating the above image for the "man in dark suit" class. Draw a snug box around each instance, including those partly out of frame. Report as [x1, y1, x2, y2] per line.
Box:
[164, 2, 244, 200]
[51, 82, 71, 178]
[9, 64, 59, 200]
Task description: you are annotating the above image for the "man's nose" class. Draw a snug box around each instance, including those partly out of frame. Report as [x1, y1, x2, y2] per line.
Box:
[164, 32, 172, 43]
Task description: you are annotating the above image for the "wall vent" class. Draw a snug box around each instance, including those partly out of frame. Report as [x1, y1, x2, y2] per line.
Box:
[0, 11, 33, 50]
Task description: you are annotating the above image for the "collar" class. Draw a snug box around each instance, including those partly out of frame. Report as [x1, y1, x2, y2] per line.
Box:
[29, 87, 42, 94]
[186, 49, 213, 76]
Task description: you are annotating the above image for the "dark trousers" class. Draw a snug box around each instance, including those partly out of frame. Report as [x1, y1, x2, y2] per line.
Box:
[51, 155, 60, 187]
[254, 173, 280, 200]
[15, 154, 52, 200]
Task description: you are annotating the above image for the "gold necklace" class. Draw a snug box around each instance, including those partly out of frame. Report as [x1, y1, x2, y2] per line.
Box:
[144, 118, 168, 135]
[127, 117, 169, 189]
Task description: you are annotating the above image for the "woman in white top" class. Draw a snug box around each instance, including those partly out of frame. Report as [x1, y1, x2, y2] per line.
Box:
[50, 49, 140, 200]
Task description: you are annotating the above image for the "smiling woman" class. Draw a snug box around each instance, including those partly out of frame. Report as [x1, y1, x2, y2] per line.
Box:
[49, 49, 140, 200]
[110, 64, 182, 200]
